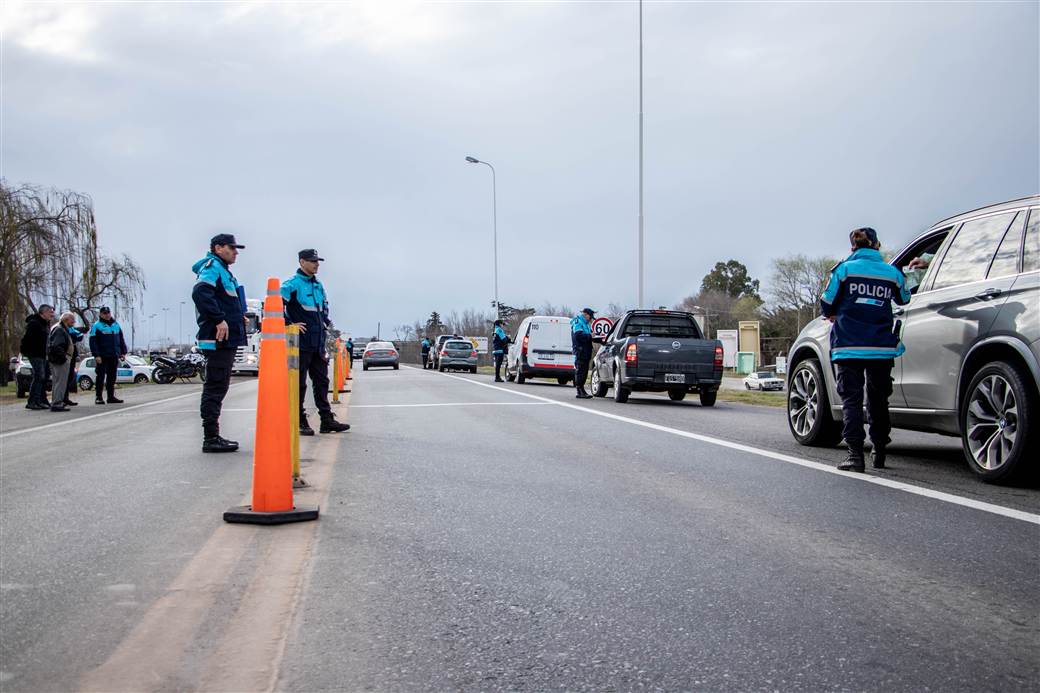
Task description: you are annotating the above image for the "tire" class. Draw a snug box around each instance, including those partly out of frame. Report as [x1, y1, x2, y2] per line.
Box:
[506, 361, 516, 382]
[363, 365, 369, 371]
[77, 375, 93, 391]
[699, 390, 717, 407]
[153, 370, 176, 385]
[787, 359, 842, 446]
[745, 382, 751, 390]
[516, 367, 526, 384]
[198, 368, 207, 383]
[612, 365, 630, 403]
[439, 364, 446, 372]
[557, 377, 569, 386]
[960, 360, 1037, 483]
[394, 364, 400, 370]
[134, 374, 148, 384]
[471, 366, 478, 374]
[591, 365, 609, 397]
[668, 390, 687, 402]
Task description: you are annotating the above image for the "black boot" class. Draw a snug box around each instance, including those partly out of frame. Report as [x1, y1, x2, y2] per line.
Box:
[300, 413, 315, 436]
[575, 386, 593, 400]
[837, 446, 865, 472]
[95, 396, 105, 404]
[202, 422, 238, 453]
[319, 413, 350, 433]
[870, 445, 886, 469]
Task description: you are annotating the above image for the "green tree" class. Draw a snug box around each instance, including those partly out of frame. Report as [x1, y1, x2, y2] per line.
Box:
[425, 311, 446, 336]
[699, 260, 760, 299]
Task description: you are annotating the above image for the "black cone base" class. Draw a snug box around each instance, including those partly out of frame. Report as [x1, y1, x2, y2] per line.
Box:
[223, 504, 319, 525]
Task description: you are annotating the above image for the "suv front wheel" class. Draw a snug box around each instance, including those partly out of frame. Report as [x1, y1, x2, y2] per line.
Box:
[961, 360, 1036, 483]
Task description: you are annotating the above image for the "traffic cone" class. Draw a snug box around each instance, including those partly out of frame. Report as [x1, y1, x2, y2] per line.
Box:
[331, 338, 341, 404]
[343, 344, 351, 385]
[336, 341, 348, 392]
[224, 278, 318, 524]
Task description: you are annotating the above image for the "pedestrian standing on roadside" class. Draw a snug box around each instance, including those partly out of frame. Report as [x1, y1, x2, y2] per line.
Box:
[20, 304, 55, 410]
[281, 249, 350, 436]
[88, 306, 128, 405]
[492, 320, 509, 382]
[821, 227, 910, 472]
[345, 337, 354, 367]
[191, 233, 247, 453]
[47, 312, 77, 412]
[420, 336, 432, 369]
[571, 308, 595, 399]
[65, 325, 84, 407]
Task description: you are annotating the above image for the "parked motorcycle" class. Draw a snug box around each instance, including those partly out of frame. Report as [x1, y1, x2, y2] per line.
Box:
[152, 353, 206, 384]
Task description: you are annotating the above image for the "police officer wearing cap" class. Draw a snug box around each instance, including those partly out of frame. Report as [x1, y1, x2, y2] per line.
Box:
[571, 308, 596, 399]
[821, 227, 911, 472]
[282, 249, 349, 436]
[191, 233, 247, 453]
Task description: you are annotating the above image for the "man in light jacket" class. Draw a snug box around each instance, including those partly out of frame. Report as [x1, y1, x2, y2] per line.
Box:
[47, 312, 77, 412]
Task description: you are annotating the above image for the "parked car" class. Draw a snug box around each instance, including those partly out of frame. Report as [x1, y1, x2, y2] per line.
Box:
[76, 355, 156, 391]
[590, 310, 724, 405]
[744, 371, 784, 391]
[352, 344, 366, 360]
[438, 339, 479, 373]
[362, 341, 400, 370]
[13, 356, 51, 398]
[504, 316, 575, 385]
[428, 334, 461, 371]
[786, 195, 1039, 482]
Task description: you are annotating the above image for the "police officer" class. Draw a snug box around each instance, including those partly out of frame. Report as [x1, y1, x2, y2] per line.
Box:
[492, 320, 509, 382]
[420, 336, 432, 369]
[344, 337, 354, 366]
[88, 306, 128, 405]
[821, 227, 910, 472]
[571, 308, 595, 399]
[191, 233, 247, 453]
[282, 249, 349, 436]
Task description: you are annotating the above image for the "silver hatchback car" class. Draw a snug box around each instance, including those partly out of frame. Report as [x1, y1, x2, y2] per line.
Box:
[438, 339, 478, 374]
[787, 195, 1039, 483]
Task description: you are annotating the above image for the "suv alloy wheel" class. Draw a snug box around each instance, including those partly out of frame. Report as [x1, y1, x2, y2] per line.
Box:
[961, 360, 1036, 482]
[787, 359, 842, 446]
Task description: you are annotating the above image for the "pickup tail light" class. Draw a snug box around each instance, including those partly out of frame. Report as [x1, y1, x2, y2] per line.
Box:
[714, 345, 723, 367]
[471, 350, 478, 357]
[625, 343, 638, 365]
[521, 334, 529, 356]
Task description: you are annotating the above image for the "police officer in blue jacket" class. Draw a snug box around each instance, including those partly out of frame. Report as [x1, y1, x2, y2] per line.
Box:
[191, 234, 247, 453]
[492, 320, 510, 382]
[571, 308, 595, 399]
[282, 249, 349, 436]
[821, 228, 911, 472]
[88, 306, 128, 405]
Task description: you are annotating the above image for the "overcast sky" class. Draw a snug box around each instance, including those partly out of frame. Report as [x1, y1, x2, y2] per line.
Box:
[4, 1, 1037, 342]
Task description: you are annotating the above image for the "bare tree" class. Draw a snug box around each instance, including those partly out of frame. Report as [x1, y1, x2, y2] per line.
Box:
[767, 254, 837, 333]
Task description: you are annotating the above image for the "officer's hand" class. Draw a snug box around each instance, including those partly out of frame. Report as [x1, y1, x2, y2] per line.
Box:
[294, 322, 307, 334]
[96, 357, 102, 364]
[215, 320, 229, 341]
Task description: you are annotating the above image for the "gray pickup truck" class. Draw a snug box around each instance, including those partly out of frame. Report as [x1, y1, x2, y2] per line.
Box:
[590, 310, 723, 405]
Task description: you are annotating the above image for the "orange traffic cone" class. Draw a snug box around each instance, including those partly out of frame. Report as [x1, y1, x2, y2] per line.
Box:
[224, 278, 318, 525]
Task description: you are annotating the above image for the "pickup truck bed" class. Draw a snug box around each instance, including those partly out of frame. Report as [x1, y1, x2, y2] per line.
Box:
[590, 310, 723, 405]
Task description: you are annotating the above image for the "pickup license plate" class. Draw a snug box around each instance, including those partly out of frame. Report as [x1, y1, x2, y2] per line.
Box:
[664, 373, 685, 384]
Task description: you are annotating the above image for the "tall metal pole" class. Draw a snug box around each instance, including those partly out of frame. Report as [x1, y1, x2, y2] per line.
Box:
[179, 301, 185, 347]
[163, 307, 169, 350]
[638, 0, 645, 309]
[489, 162, 499, 319]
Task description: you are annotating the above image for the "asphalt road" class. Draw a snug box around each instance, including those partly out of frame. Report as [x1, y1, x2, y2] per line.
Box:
[1, 370, 1037, 691]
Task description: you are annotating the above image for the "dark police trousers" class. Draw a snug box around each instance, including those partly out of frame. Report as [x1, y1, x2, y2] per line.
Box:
[299, 349, 332, 420]
[200, 348, 234, 425]
[835, 359, 894, 452]
[494, 353, 504, 378]
[94, 357, 119, 400]
[574, 357, 590, 389]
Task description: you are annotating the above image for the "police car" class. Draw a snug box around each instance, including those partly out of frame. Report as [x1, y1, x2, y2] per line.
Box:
[76, 355, 156, 391]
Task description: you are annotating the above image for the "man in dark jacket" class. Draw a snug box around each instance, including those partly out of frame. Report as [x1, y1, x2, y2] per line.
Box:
[821, 227, 911, 472]
[191, 234, 247, 453]
[492, 320, 509, 382]
[20, 304, 54, 410]
[281, 249, 349, 436]
[88, 306, 128, 404]
[570, 308, 595, 399]
[420, 337, 432, 369]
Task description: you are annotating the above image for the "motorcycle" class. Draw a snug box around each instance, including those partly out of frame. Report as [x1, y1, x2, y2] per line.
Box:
[152, 353, 206, 384]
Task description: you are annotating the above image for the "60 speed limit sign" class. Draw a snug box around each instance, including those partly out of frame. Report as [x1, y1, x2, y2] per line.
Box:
[591, 317, 614, 339]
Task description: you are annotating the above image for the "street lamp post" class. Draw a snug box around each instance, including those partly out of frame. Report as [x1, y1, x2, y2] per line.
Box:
[179, 301, 186, 348]
[162, 307, 169, 350]
[465, 155, 499, 319]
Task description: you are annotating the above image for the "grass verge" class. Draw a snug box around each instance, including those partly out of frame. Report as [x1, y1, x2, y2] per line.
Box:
[716, 389, 786, 408]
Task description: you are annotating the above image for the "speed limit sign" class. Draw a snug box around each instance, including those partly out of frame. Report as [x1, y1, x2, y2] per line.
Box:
[591, 317, 614, 339]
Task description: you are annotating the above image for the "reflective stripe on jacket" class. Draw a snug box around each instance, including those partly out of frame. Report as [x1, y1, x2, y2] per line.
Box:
[820, 248, 911, 360]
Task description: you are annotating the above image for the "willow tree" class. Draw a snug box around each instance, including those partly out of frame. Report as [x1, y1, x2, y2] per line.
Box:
[0, 180, 145, 384]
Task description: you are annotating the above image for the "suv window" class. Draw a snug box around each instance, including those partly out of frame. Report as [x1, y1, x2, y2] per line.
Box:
[1025, 209, 1039, 273]
[987, 211, 1026, 279]
[931, 212, 1016, 290]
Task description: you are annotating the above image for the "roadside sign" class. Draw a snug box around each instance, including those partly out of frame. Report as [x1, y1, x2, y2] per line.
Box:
[591, 317, 614, 339]
[465, 336, 489, 354]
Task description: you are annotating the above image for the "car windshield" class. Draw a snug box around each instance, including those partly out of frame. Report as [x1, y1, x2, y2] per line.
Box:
[623, 315, 701, 338]
[125, 355, 146, 366]
[369, 342, 393, 350]
[755, 372, 774, 378]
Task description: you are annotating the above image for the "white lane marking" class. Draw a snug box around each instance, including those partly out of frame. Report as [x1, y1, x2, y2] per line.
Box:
[414, 367, 1040, 526]
[0, 382, 258, 440]
[351, 402, 550, 409]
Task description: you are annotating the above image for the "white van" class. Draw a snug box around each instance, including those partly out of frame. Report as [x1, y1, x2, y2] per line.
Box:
[504, 316, 575, 385]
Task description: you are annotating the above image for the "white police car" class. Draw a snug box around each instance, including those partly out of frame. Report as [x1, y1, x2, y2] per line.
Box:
[76, 355, 156, 391]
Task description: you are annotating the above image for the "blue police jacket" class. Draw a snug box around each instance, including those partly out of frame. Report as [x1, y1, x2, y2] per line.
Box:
[820, 248, 911, 360]
[281, 269, 330, 353]
[421, 338, 431, 354]
[571, 314, 593, 359]
[88, 318, 128, 357]
[191, 253, 246, 351]
[493, 326, 509, 355]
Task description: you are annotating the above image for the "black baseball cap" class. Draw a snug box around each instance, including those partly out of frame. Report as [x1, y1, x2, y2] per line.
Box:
[582, 307, 596, 317]
[99, 306, 111, 313]
[299, 249, 325, 261]
[210, 233, 245, 249]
